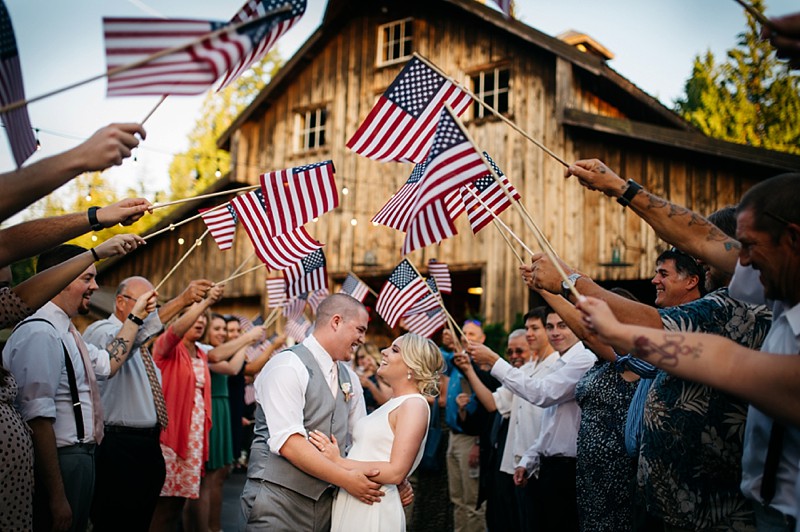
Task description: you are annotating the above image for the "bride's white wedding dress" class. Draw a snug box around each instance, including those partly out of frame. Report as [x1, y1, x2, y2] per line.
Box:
[330, 394, 430, 532]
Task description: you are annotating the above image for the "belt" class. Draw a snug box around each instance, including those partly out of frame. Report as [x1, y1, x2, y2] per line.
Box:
[540, 456, 576, 463]
[104, 424, 161, 436]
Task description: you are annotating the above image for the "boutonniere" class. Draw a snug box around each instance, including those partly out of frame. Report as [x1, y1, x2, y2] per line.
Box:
[341, 381, 353, 402]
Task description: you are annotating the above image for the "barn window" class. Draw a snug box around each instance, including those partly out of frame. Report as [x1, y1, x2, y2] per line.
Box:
[470, 67, 510, 118]
[377, 18, 413, 66]
[295, 107, 327, 151]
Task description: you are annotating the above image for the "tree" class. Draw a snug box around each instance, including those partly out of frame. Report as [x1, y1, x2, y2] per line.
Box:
[674, 0, 800, 154]
[168, 50, 283, 199]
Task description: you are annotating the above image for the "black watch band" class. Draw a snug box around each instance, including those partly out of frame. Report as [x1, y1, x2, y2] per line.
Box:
[127, 313, 144, 326]
[87, 206, 104, 231]
[616, 179, 642, 208]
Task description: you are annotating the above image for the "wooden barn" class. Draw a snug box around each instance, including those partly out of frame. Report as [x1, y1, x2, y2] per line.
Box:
[96, 0, 800, 338]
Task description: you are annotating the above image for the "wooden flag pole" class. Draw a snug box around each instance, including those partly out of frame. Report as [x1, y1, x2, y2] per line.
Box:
[348, 271, 380, 298]
[446, 106, 581, 299]
[151, 185, 258, 210]
[141, 95, 168, 125]
[732, 0, 775, 28]
[143, 200, 231, 241]
[262, 307, 282, 329]
[228, 252, 257, 278]
[414, 53, 568, 168]
[215, 263, 265, 285]
[153, 228, 210, 292]
[0, 6, 293, 114]
[406, 260, 465, 340]
[463, 186, 530, 263]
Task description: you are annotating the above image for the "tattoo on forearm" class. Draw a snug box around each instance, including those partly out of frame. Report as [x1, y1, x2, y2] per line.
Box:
[723, 240, 741, 251]
[106, 338, 129, 363]
[632, 333, 702, 368]
[645, 192, 667, 210]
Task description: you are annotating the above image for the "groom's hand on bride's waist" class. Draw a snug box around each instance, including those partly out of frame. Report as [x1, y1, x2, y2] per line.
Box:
[342, 468, 384, 505]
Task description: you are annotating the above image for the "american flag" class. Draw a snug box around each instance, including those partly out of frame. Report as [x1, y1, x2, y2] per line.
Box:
[376, 259, 428, 328]
[265, 278, 287, 308]
[405, 277, 441, 316]
[427, 259, 452, 294]
[347, 56, 471, 163]
[260, 160, 337, 236]
[284, 249, 328, 297]
[492, 0, 512, 18]
[373, 162, 463, 232]
[402, 197, 458, 256]
[103, 12, 280, 96]
[282, 293, 307, 320]
[0, 1, 36, 167]
[285, 314, 312, 342]
[307, 289, 328, 313]
[198, 204, 237, 250]
[218, 0, 306, 89]
[339, 273, 369, 303]
[231, 189, 322, 269]
[461, 152, 520, 233]
[403, 308, 447, 338]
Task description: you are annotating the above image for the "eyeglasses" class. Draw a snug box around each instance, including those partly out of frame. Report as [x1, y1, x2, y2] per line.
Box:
[119, 294, 137, 303]
[506, 348, 526, 356]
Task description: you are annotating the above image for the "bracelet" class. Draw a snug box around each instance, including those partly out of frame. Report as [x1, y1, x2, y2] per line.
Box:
[127, 313, 144, 326]
[87, 206, 104, 231]
[90, 248, 100, 262]
[616, 179, 642, 208]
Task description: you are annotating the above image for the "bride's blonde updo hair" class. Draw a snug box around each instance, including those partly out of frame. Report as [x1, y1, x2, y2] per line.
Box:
[397, 333, 444, 397]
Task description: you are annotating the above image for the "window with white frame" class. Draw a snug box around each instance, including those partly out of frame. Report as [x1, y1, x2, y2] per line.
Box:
[377, 18, 413, 66]
[470, 67, 510, 119]
[295, 107, 327, 151]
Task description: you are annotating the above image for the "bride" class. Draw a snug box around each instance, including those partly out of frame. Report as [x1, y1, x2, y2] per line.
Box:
[309, 333, 443, 531]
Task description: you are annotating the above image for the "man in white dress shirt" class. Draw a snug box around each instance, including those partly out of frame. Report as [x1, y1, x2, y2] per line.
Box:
[240, 294, 388, 531]
[468, 308, 595, 532]
[2, 244, 156, 532]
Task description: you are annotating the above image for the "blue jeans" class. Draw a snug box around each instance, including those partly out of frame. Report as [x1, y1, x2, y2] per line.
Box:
[752, 500, 797, 532]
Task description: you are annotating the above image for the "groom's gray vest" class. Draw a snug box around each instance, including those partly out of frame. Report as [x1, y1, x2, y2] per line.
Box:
[247, 343, 352, 500]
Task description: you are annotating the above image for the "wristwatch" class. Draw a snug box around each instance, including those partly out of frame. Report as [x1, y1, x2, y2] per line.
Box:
[127, 313, 144, 326]
[616, 179, 642, 208]
[561, 273, 582, 299]
[87, 206, 104, 231]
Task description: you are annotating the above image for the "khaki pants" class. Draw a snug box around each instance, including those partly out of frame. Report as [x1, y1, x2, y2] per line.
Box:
[447, 433, 484, 532]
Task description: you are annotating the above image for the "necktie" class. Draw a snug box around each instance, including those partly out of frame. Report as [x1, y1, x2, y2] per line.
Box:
[140, 344, 169, 429]
[69, 324, 104, 444]
[329, 362, 339, 398]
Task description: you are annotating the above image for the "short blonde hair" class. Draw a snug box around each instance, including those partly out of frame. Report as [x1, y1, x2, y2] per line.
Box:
[397, 333, 444, 396]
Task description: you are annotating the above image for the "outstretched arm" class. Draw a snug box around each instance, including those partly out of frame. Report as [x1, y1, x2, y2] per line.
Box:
[0, 123, 145, 222]
[565, 159, 739, 275]
[577, 296, 800, 425]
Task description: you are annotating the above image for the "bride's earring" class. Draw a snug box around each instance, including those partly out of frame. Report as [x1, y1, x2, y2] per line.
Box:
[407, 371, 412, 380]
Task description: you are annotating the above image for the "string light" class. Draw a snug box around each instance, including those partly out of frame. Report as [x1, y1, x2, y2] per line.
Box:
[177, 237, 185, 245]
[341, 186, 349, 195]
[85, 185, 93, 202]
[91, 235, 98, 242]
[350, 218, 358, 226]
[215, 158, 222, 178]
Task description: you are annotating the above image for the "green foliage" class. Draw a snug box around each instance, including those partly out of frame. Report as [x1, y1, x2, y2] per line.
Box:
[674, 0, 800, 154]
[168, 51, 283, 200]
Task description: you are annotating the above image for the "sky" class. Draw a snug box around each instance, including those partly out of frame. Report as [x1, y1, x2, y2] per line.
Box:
[2, 0, 796, 223]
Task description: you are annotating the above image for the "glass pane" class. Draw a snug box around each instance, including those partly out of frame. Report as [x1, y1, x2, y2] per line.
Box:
[319, 129, 326, 147]
[402, 37, 411, 58]
[308, 131, 316, 149]
[498, 68, 510, 89]
[308, 111, 317, 129]
[484, 93, 495, 111]
[319, 109, 327, 127]
[497, 91, 508, 113]
[392, 40, 401, 61]
[484, 71, 495, 92]
[472, 100, 482, 119]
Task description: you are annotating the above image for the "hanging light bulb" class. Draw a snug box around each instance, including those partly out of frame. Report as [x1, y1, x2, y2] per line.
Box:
[350, 218, 358, 226]
[215, 158, 222, 178]
[91, 235, 98, 242]
[85, 185, 93, 203]
[341, 186, 349, 196]
[34, 128, 41, 151]
[178, 237, 185, 246]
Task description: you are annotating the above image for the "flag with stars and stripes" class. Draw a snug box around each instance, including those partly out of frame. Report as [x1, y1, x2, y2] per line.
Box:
[231, 189, 322, 269]
[285, 314, 312, 342]
[284, 249, 328, 297]
[427, 259, 451, 294]
[260, 160, 337, 236]
[492, 0, 512, 18]
[265, 278, 287, 308]
[339, 273, 369, 303]
[307, 288, 328, 313]
[218, 0, 306, 88]
[376, 259, 428, 328]
[405, 277, 441, 316]
[347, 56, 471, 164]
[461, 152, 520, 233]
[0, 1, 36, 167]
[282, 293, 307, 320]
[198, 204, 237, 250]
[104, 10, 286, 97]
[373, 161, 463, 232]
[402, 197, 459, 256]
[403, 308, 447, 338]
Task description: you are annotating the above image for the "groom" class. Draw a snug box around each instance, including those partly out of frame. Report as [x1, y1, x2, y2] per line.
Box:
[240, 294, 387, 530]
